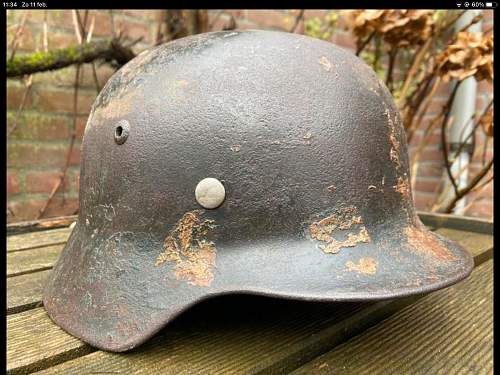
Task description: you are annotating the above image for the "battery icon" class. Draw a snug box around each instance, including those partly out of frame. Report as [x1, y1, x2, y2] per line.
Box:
[486, 1, 497, 7]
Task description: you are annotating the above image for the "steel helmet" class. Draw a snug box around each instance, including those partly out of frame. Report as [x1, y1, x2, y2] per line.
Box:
[44, 30, 473, 352]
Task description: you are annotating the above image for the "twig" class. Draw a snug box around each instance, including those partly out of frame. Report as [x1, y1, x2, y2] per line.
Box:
[398, 38, 432, 108]
[407, 77, 441, 143]
[441, 10, 466, 31]
[440, 158, 493, 213]
[441, 81, 462, 195]
[7, 75, 33, 137]
[451, 99, 493, 161]
[42, 11, 48, 52]
[39, 11, 88, 217]
[462, 176, 493, 214]
[290, 9, 305, 33]
[385, 48, 398, 92]
[109, 10, 116, 39]
[355, 30, 376, 56]
[208, 10, 224, 30]
[9, 12, 28, 61]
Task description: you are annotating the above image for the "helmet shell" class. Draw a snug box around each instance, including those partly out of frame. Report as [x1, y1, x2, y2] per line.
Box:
[44, 30, 473, 352]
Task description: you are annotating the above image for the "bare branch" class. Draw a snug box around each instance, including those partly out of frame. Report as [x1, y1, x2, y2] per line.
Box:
[9, 12, 28, 61]
[440, 81, 462, 195]
[7, 39, 136, 77]
[7, 75, 33, 137]
[439, 158, 493, 213]
[290, 10, 305, 33]
[355, 30, 376, 56]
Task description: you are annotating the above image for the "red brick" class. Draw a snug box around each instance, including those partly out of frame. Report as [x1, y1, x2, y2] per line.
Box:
[75, 116, 88, 139]
[225, 9, 245, 19]
[122, 10, 160, 21]
[417, 147, 443, 162]
[416, 163, 443, 178]
[246, 10, 290, 30]
[304, 10, 328, 19]
[414, 177, 441, 194]
[47, 32, 79, 49]
[209, 13, 233, 31]
[37, 89, 96, 114]
[25, 171, 71, 193]
[7, 84, 33, 110]
[93, 11, 115, 37]
[435, 81, 452, 96]
[8, 143, 67, 168]
[7, 23, 36, 52]
[408, 131, 442, 148]
[7, 173, 21, 195]
[234, 20, 258, 30]
[44, 196, 79, 217]
[69, 145, 81, 166]
[7, 200, 46, 223]
[478, 80, 493, 93]
[465, 200, 493, 218]
[115, 19, 151, 43]
[333, 33, 356, 51]
[413, 193, 436, 210]
[7, 113, 71, 140]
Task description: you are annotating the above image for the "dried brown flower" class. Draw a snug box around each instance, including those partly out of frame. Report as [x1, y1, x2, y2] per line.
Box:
[343, 10, 434, 48]
[437, 32, 493, 82]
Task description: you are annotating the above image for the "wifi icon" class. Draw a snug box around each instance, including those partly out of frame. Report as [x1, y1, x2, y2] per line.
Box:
[457, 2, 462, 6]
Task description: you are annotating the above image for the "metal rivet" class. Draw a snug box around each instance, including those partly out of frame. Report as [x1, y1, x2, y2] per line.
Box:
[114, 120, 130, 145]
[195, 178, 226, 209]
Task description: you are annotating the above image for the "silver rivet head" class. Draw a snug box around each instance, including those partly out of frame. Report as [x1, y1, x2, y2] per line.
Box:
[195, 178, 226, 209]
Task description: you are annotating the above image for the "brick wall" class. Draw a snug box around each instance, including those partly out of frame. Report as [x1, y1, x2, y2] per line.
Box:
[6, 9, 494, 222]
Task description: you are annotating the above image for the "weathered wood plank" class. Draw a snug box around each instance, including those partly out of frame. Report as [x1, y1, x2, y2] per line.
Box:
[434, 227, 493, 265]
[30, 230, 492, 375]
[6, 226, 491, 318]
[291, 259, 493, 375]
[7, 270, 51, 314]
[7, 244, 63, 278]
[7, 215, 77, 236]
[418, 211, 493, 234]
[7, 308, 95, 375]
[7, 228, 72, 252]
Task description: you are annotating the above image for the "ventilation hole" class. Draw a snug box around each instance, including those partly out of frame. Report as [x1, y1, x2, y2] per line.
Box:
[114, 120, 130, 145]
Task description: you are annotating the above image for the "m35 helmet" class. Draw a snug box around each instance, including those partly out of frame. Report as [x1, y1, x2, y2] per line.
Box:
[44, 30, 473, 352]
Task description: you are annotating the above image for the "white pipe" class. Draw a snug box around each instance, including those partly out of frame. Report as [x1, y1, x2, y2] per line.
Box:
[446, 10, 482, 215]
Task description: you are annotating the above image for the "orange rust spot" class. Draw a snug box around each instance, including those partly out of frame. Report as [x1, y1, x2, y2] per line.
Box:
[319, 56, 333, 72]
[327, 185, 336, 192]
[310, 206, 371, 254]
[405, 225, 455, 261]
[346, 257, 378, 275]
[394, 176, 411, 199]
[156, 210, 217, 286]
[385, 108, 401, 169]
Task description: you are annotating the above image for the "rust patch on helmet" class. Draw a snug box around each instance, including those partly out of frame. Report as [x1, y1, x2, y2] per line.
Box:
[386, 108, 401, 169]
[405, 225, 455, 261]
[310, 206, 371, 254]
[346, 257, 378, 275]
[394, 176, 410, 199]
[319, 56, 333, 72]
[156, 210, 217, 286]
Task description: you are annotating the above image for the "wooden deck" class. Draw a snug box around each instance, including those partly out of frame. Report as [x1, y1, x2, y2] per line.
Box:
[7, 213, 493, 374]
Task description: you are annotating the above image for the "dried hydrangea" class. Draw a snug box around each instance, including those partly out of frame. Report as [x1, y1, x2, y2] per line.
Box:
[437, 31, 493, 82]
[343, 10, 434, 48]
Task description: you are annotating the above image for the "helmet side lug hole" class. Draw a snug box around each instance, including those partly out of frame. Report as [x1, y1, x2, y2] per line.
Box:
[114, 120, 130, 145]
